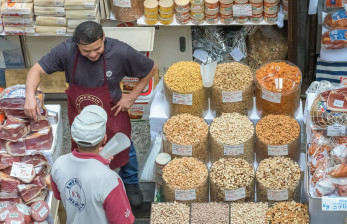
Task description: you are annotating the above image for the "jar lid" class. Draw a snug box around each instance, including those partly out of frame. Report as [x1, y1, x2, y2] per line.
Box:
[205, 0, 218, 4]
[255, 60, 302, 93]
[175, 0, 189, 6]
[159, 0, 174, 7]
[156, 153, 172, 165]
[144, 0, 159, 8]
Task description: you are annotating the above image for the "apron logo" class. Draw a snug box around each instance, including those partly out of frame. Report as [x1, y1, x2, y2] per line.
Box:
[106, 71, 112, 77]
[75, 94, 103, 113]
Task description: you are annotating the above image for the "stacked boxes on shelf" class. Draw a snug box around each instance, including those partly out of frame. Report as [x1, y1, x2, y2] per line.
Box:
[65, 0, 100, 34]
[34, 0, 67, 35]
[1, 0, 35, 35]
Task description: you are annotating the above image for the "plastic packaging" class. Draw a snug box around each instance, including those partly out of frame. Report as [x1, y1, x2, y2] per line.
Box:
[144, 0, 158, 13]
[110, 0, 144, 22]
[255, 60, 302, 118]
[162, 157, 209, 204]
[163, 61, 206, 117]
[99, 133, 131, 159]
[211, 62, 254, 116]
[255, 115, 301, 163]
[210, 158, 255, 202]
[256, 157, 301, 202]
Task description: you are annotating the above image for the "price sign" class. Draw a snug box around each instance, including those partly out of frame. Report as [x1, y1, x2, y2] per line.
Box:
[10, 162, 33, 179]
[172, 144, 192, 156]
[172, 92, 193, 105]
[268, 145, 288, 156]
[224, 144, 244, 156]
[222, 91, 242, 103]
[327, 125, 346, 137]
[333, 99, 344, 108]
[175, 189, 196, 201]
[261, 89, 281, 103]
[56, 29, 66, 35]
[233, 4, 252, 17]
[322, 197, 347, 211]
[267, 189, 288, 201]
[225, 187, 246, 201]
[113, 0, 131, 8]
[38, 206, 49, 218]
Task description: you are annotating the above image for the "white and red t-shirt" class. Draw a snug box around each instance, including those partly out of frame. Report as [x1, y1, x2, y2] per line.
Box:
[51, 149, 134, 224]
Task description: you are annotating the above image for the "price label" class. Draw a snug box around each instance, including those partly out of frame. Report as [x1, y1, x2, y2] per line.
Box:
[327, 125, 346, 137]
[113, 0, 131, 8]
[333, 99, 344, 108]
[10, 162, 33, 179]
[233, 4, 252, 17]
[57, 18, 66, 25]
[267, 189, 288, 201]
[85, 1, 94, 7]
[268, 145, 288, 156]
[175, 189, 196, 201]
[172, 143, 192, 156]
[172, 92, 193, 105]
[0, 210, 9, 220]
[222, 91, 242, 103]
[39, 206, 48, 217]
[224, 144, 244, 156]
[225, 187, 246, 201]
[261, 89, 281, 103]
[322, 197, 347, 211]
[56, 29, 66, 35]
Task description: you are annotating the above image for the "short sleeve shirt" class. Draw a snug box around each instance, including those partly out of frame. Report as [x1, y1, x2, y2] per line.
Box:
[38, 37, 154, 102]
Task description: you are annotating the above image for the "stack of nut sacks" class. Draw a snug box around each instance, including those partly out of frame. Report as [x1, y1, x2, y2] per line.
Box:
[65, 0, 100, 34]
[1, 0, 35, 35]
[34, 0, 66, 35]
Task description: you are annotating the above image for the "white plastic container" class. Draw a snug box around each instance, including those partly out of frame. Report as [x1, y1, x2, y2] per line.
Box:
[99, 133, 131, 159]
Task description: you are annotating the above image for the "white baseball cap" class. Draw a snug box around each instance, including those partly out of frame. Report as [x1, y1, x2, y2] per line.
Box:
[71, 105, 108, 147]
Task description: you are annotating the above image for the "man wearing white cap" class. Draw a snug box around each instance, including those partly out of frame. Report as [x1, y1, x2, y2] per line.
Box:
[51, 105, 134, 224]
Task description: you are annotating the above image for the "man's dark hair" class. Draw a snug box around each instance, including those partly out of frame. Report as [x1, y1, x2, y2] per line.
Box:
[73, 21, 104, 45]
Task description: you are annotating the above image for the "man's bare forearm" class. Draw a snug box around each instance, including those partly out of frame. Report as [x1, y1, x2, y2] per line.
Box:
[26, 63, 45, 96]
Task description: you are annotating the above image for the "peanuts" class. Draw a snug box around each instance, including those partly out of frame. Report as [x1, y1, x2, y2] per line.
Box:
[164, 61, 206, 117]
[210, 113, 255, 163]
[255, 115, 300, 162]
[256, 157, 301, 202]
[162, 157, 208, 203]
[210, 158, 255, 202]
[230, 203, 269, 224]
[211, 62, 254, 116]
[266, 201, 309, 223]
[191, 203, 229, 224]
[163, 113, 209, 163]
[255, 61, 302, 117]
[150, 202, 190, 224]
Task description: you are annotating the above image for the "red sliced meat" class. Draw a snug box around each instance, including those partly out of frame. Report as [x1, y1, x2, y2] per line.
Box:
[30, 177, 46, 190]
[0, 154, 20, 170]
[0, 172, 20, 194]
[0, 201, 14, 222]
[4, 110, 27, 119]
[15, 203, 32, 224]
[5, 116, 29, 126]
[30, 117, 50, 132]
[5, 141, 26, 157]
[320, 90, 331, 101]
[20, 155, 47, 167]
[24, 128, 53, 151]
[327, 90, 347, 112]
[30, 201, 49, 222]
[0, 98, 27, 110]
[0, 123, 29, 142]
[17, 185, 41, 203]
[25, 190, 47, 205]
[0, 198, 22, 204]
[5, 208, 25, 224]
[1, 167, 12, 175]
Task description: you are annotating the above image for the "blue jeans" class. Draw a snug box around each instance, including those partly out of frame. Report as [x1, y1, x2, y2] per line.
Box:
[119, 142, 138, 184]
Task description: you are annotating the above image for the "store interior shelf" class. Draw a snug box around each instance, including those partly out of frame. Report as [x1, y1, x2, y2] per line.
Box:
[137, 15, 275, 26]
[0, 31, 72, 37]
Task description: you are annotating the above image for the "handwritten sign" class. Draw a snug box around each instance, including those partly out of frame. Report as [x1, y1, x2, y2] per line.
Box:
[267, 189, 288, 201]
[10, 162, 33, 179]
[268, 145, 288, 156]
[175, 189, 196, 201]
[222, 91, 242, 103]
[262, 89, 281, 103]
[172, 144, 192, 156]
[224, 144, 244, 156]
[327, 125, 346, 137]
[173, 93, 193, 105]
[225, 187, 246, 201]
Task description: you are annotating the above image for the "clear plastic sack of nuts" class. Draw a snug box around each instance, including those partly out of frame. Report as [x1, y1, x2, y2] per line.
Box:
[110, 0, 144, 22]
[210, 158, 255, 202]
[255, 115, 301, 163]
[254, 60, 302, 118]
[210, 113, 255, 164]
[162, 157, 209, 204]
[211, 62, 254, 117]
[256, 157, 301, 202]
[163, 61, 207, 117]
[163, 113, 209, 163]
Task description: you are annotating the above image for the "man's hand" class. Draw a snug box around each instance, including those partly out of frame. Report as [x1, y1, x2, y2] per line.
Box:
[24, 95, 41, 121]
[111, 94, 136, 116]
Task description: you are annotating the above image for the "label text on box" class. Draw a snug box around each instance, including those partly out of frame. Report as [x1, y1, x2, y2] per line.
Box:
[268, 145, 288, 156]
[224, 144, 244, 156]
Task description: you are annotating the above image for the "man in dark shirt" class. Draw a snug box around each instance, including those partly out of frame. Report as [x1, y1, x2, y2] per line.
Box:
[24, 21, 156, 207]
